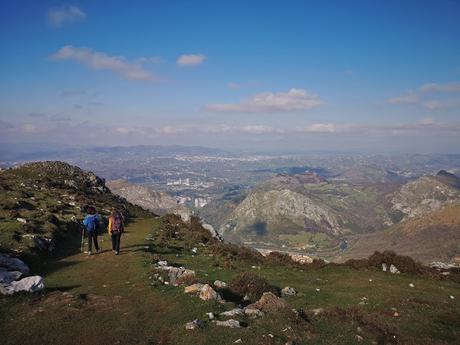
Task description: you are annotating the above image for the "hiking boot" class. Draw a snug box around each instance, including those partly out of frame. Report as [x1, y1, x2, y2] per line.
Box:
[96, 248, 102, 253]
[115, 251, 119, 255]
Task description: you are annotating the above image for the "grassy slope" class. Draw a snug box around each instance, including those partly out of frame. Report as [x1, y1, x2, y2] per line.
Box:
[1, 216, 460, 345]
[339, 204, 460, 263]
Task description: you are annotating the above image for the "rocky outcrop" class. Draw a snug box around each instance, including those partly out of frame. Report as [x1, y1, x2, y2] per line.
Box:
[247, 292, 290, 314]
[0, 254, 44, 295]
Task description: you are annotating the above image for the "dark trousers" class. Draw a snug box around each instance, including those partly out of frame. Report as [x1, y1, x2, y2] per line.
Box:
[87, 231, 99, 252]
[111, 232, 121, 253]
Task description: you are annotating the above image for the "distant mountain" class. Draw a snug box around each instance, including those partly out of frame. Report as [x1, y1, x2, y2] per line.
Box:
[387, 171, 460, 223]
[220, 173, 396, 248]
[331, 164, 407, 184]
[340, 203, 460, 263]
[221, 170, 460, 253]
[107, 179, 192, 221]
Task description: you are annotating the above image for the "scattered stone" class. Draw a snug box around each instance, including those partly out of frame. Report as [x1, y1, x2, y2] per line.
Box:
[315, 288, 321, 292]
[213, 280, 227, 288]
[310, 308, 324, 316]
[281, 286, 297, 296]
[369, 279, 373, 282]
[221, 308, 244, 317]
[234, 339, 242, 344]
[356, 334, 364, 342]
[191, 247, 198, 254]
[450, 295, 455, 300]
[157, 260, 168, 267]
[184, 283, 205, 294]
[382, 263, 388, 272]
[16, 217, 27, 224]
[247, 292, 289, 314]
[389, 264, 400, 274]
[199, 284, 221, 301]
[214, 319, 241, 328]
[0, 276, 45, 295]
[244, 307, 264, 318]
[409, 283, 415, 288]
[185, 319, 204, 331]
[206, 312, 215, 320]
[394, 312, 399, 317]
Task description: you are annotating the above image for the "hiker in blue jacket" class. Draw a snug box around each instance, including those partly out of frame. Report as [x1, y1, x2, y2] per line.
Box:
[82, 206, 101, 255]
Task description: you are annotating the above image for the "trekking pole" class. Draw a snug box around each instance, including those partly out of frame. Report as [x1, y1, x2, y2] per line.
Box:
[80, 226, 85, 252]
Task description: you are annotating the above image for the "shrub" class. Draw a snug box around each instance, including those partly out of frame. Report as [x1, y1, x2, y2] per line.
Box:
[209, 242, 264, 264]
[229, 271, 278, 302]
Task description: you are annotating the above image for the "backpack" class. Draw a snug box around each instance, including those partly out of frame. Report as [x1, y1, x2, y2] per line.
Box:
[85, 215, 99, 233]
[112, 213, 123, 233]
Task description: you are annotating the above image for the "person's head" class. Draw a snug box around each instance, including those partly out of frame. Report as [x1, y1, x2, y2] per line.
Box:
[87, 206, 96, 215]
[111, 207, 118, 217]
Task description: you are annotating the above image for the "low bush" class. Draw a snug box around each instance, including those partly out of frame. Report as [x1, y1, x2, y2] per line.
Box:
[229, 271, 279, 302]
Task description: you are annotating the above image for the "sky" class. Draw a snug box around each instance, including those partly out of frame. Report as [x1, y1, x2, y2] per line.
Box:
[0, 0, 459, 153]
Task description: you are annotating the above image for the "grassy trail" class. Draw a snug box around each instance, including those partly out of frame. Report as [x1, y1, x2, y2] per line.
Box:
[1, 217, 183, 345]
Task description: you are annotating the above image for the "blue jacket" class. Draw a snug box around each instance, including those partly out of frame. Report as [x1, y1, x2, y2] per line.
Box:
[83, 214, 101, 232]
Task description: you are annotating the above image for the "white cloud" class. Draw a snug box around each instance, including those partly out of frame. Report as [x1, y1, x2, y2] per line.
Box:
[205, 88, 325, 113]
[419, 82, 460, 93]
[387, 82, 460, 110]
[176, 54, 206, 67]
[301, 123, 338, 133]
[47, 6, 86, 28]
[50, 46, 155, 81]
[387, 91, 419, 105]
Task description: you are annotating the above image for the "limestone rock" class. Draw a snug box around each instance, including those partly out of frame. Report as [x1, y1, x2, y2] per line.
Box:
[0, 269, 22, 284]
[389, 264, 400, 274]
[281, 286, 297, 296]
[214, 319, 241, 328]
[220, 308, 244, 317]
[0, 276, 45, 295]
[213, 280, 227, 288]
[0, 254, 30, 275]
[244, 307, 264, 318]
[247, 292, 289, 313]
[185, 283, 205, 294]
[185, 319, 203, 331]
[199, 284, 221, 301]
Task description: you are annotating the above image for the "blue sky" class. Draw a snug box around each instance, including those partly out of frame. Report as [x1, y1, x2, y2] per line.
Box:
[0, 0, 459, 153]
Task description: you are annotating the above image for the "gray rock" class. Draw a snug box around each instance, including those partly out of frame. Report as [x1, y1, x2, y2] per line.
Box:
[199, 284, 221, 301]
[281, 286, 297, 296]
[244, 307, 264, 318]
[382, 263, 388, 272]
[0, 269, 22, 284]
[0, 276, 45, 295]
[185, 319, 203, 331]
[220, 308, 244, 317]
[389, 264, 400, 274]
[0, 254, 30, 275]
[213, 280, 227, 288]
[214, 319, 241, 328]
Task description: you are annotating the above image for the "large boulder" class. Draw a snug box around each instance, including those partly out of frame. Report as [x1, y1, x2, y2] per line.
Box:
[0, 276, 45, 295]
[0, 254, 30, 275]
[199, 284, 221, 301]
[0, 269, 22, 284]
[184, 283, 205, 294]
[246, 292, 290, 313]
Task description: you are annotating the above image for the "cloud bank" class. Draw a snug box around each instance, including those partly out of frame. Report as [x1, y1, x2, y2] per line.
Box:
[205, 88, 325, 113]
[50, 46, 156, 81]
[387, 82, 460, 110]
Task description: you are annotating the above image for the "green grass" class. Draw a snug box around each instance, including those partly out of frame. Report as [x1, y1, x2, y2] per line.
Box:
[1, 215, 459, 345]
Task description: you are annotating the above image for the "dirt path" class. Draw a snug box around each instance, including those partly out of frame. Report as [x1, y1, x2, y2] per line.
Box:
[1, 217, 180, 345]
